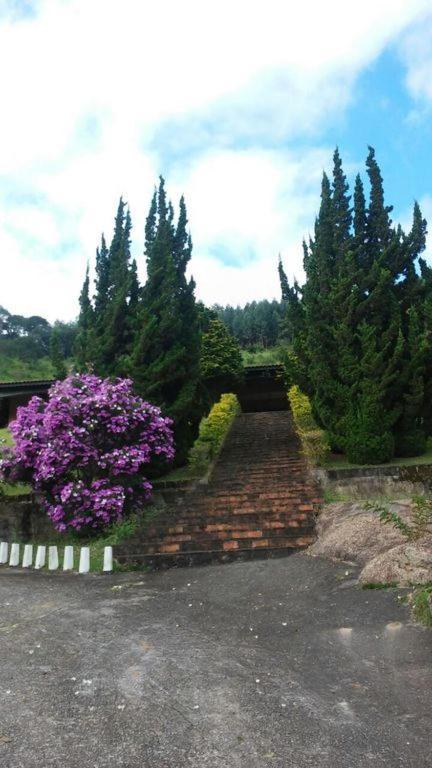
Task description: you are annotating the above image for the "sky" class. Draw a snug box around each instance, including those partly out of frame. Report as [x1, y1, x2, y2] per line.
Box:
[1, 0, 432, 322]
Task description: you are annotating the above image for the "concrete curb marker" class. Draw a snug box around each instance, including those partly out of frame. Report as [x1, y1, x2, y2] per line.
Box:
[34, 545, 46, 570]
[79, 547, 90, 574]
[48, 546, 59, 571]
[22, 544, 33, 568]
[0, 541, 8, 564]
[103, 546, 113, 572]
[9, 543, 20, 567]
[63, 545, 74, 571]
[1, 542, 113, 574]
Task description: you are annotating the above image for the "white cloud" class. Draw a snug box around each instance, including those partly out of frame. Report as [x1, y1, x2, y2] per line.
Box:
[0, 0, 431, 320]
[399, 15, 432, 104]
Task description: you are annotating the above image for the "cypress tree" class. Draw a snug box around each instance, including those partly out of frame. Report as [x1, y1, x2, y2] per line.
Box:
[94, 199, 136, 376]
[280, 146, 430, 464]
[131, 178, 201, 462]
[74, 264, 94, 372]
[94, 235, 110, 320]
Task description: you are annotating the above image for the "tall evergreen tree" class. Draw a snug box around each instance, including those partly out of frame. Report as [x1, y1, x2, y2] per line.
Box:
[280, 146, 430, 463]
[130, 178, 201, 462]
[74, 264, 94, 372]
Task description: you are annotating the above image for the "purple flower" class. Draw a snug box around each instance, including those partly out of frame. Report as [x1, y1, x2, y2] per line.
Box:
[0, 374, 174, 533]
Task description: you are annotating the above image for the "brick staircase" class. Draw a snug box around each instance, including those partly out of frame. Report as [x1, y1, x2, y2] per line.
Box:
[115, 411, 322, 568]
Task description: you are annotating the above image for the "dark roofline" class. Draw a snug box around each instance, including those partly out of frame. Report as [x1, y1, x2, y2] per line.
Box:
[0, 380, 55, 398]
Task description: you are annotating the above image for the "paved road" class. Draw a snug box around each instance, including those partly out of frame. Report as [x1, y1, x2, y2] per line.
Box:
[0, 554, 431, 767]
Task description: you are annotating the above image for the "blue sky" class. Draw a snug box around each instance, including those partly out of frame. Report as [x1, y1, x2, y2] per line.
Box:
[1, 0, 432, 320]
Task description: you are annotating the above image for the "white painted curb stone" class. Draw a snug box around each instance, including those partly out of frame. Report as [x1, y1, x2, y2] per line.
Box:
[48, 546, 59, 571]
[0, 541, 8, 564]
[35, 545, 46, 569]
[9, 543, 20, 567]
[22, 544, 33, 568]
[63, 545, 74, 571]
[103, 546, 113, 572]
[79, 547, 90, 574]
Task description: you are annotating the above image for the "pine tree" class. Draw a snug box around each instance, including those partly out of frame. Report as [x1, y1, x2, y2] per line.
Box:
[130, 178, 201, 462]
[94, 199, 136, 376]
[280, 146, 430, 464]
[74, 264, 94, 372]
[94, 235, 110, 320]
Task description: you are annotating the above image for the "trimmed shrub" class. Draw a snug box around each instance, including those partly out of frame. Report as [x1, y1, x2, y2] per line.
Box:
[188, 393, 240, 475]
[288, 385, 330, 466]
[345, 429, 395, 465]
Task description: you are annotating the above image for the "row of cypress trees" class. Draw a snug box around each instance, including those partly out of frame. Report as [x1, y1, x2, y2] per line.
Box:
[279, 147, 432, 464]
[74, 178, 242, 462]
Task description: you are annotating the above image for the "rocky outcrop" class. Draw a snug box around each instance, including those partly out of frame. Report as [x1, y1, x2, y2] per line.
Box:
[309, 501, 432, 586]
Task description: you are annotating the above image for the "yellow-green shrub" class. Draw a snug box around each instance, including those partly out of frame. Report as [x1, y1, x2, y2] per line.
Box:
[288, 385, 330, 466]
[188, 393, 240, 474]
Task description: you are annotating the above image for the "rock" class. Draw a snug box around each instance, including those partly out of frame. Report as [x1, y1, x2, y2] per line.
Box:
[309, 501, 432, 586]
[359, 538, 432, 586]
[309, 502, 409, 565]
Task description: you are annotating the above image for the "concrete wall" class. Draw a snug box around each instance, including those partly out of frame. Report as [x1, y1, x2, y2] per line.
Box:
[313, 464, 432, 500]
[0, 494, 53, 542]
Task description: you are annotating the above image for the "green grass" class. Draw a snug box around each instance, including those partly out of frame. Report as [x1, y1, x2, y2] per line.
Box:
[0, 355, 55, 382]
[0, 428, 32, 496]
[412, 585, 432, 627]
[326, 443, 432, 471]
[0, 427, 13, 446]
[241, 347, 282, 366]
[154, 464, 200, 484]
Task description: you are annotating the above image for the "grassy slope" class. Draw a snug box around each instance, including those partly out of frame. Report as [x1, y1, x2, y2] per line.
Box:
[0, 355, 55, 382]
[241, 347, 282, 366]
[326, 444, 432, 470]
[0, 427, 31, 495]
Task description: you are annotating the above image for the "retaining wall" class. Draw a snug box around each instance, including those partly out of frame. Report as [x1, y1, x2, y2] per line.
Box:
[0, 494, 53, 542]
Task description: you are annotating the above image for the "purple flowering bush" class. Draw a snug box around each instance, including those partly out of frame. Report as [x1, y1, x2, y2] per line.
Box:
[0, 375, 174, 533]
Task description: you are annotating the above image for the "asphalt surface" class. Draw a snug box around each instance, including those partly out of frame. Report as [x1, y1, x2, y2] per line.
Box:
[0, 554, 431, 768]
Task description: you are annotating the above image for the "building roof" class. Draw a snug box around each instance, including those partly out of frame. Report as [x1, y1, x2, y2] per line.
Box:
[0, 379, 55, 398]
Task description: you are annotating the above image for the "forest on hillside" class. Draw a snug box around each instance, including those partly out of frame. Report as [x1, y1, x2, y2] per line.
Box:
[0, 306, 76, 381]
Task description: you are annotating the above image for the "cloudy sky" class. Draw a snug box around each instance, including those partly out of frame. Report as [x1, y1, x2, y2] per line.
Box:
[1, 0, 432, 321]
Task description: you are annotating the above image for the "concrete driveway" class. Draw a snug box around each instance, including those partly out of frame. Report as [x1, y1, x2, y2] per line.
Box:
[0, 554, 431, 767]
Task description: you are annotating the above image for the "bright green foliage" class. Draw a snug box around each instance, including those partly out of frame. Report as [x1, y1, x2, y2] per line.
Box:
[200, 318, 243, 401]
[280, 147, 430, 464]
[130, 178, 201, 462]
[288, 385, 330, 466]
[412, 586, 432, 627]
[49, 327, 67, 380]
[188, 393, 240, 475]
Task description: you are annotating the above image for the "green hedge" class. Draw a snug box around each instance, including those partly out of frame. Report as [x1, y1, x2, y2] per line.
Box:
[188, 393, 240, 475]
[288, 385, 330, 466]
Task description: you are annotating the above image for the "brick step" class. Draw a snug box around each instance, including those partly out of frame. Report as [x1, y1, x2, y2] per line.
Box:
[185, 488, 318, 499]
[116, 533, 315, 556]
[152, 507, 316, 523]
[141, 519, 314, 539]
[115, 410, 321, 569]
[170, 500, 319, 513]
[140, 527, 314, 547]
[114, 545, 307, 570]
